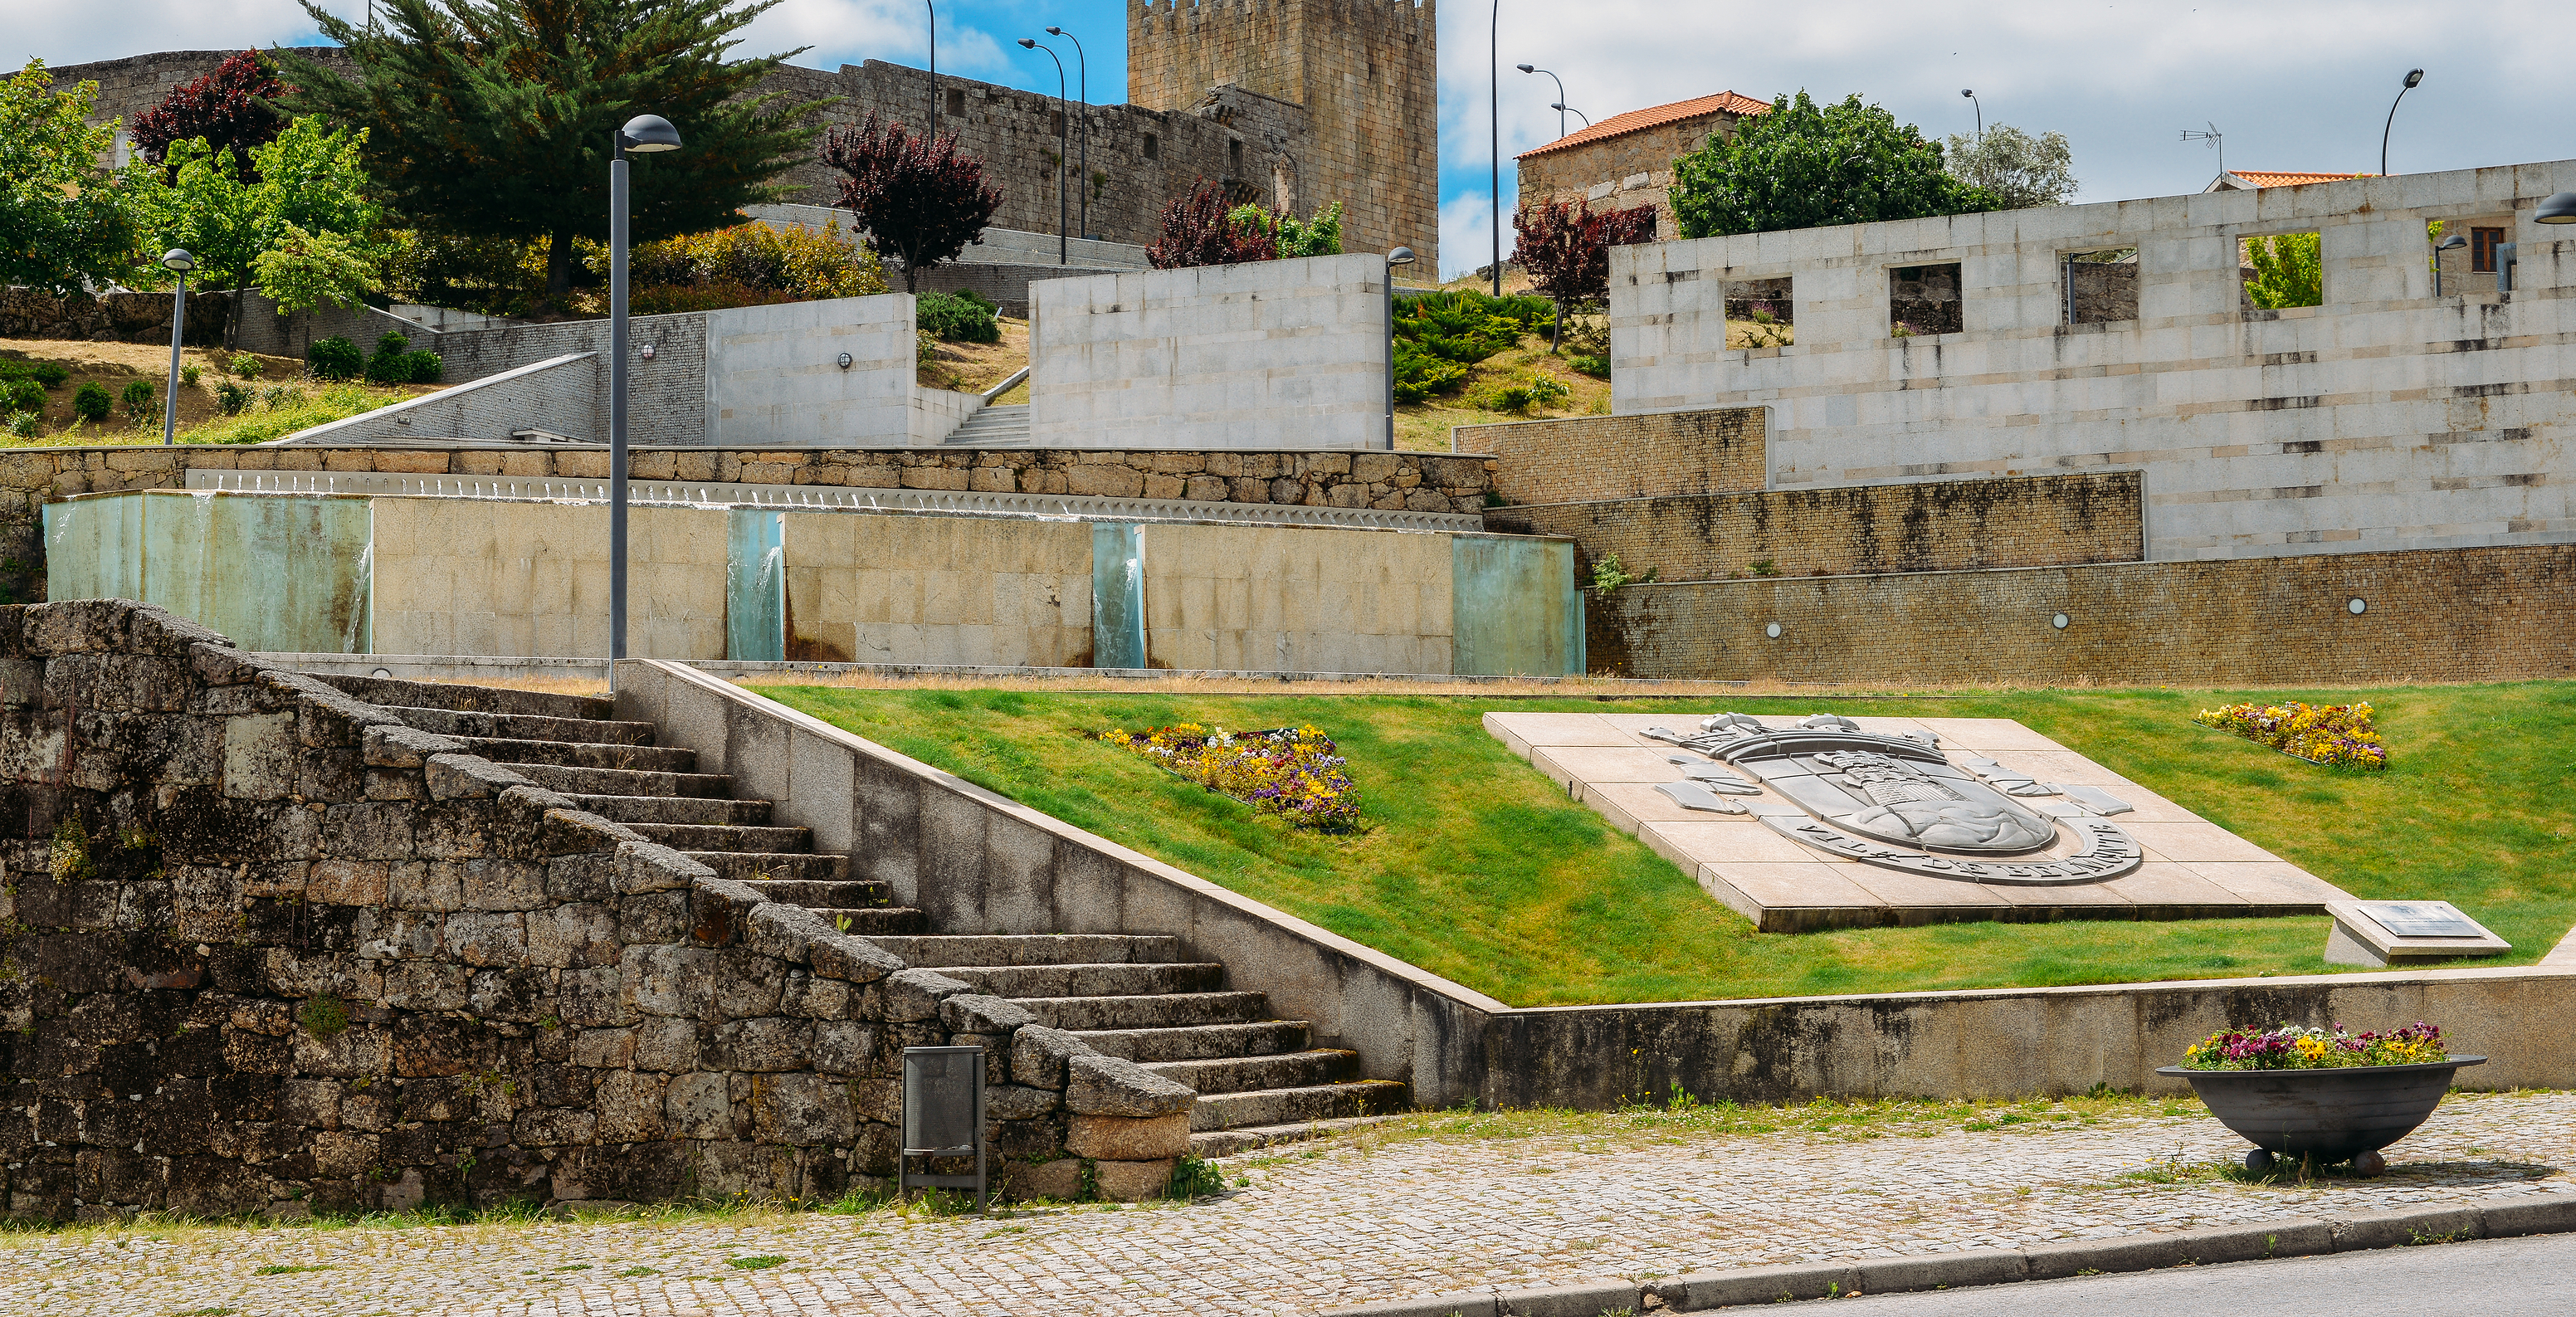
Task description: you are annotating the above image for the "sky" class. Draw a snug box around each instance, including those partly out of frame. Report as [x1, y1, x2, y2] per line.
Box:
[22, 0, 2576, 279]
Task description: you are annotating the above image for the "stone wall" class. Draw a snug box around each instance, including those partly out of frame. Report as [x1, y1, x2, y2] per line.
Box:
[1515, 108, 1744, 239]
[0, 598, 1197, 1220]
[1464, 408, 1767, 506]
[1486, 471, 2144, 582]
[0, 286, 233, 346]
[1593, 542, 2576, 684]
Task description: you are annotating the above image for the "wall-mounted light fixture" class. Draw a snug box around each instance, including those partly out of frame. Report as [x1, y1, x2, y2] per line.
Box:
[1764, 622, 1783, 639]
[837, 352, 855, 369]
[639, 343, 657, 361]
[2051, 612, 2070, 630]
[2348, 597, 2368, 615]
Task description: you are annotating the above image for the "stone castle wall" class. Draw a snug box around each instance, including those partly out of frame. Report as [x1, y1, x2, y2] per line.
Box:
[1129, 0, 1439, 266]
[0, 599, 1196, 1220]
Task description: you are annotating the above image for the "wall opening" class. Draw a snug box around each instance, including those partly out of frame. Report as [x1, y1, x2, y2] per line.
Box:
[2062, 248, 2138, 324]
[1143, 133, 1159, 160]
[1889, 263, 1962, 338]
[946, 89, 966, 118]
[1051, 109, 1065, 139]
[1228, 138, 1243, 170]
[1724, 276, 1793, 348]
[2240, 232, 2321, 310]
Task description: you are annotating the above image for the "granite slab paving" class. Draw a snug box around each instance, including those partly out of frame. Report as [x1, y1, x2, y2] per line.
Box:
[5, 1094, 2569, 1316]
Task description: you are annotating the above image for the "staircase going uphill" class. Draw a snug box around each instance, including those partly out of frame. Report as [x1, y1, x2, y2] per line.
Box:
[942, 402, 1029, 446]
[311, 673, 1407, 1157]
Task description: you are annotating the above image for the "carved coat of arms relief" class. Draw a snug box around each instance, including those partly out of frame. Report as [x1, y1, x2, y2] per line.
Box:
[1645, 714, 2144, 885]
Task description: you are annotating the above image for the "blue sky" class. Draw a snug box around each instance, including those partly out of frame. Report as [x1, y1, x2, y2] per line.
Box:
[27, 0, 2576, 278]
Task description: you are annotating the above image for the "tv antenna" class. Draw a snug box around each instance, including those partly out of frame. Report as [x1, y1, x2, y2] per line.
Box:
[2181, 121, 2224, 183]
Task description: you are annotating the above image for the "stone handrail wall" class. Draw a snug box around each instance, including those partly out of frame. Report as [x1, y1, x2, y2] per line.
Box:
[0, 599, 1193, 1221]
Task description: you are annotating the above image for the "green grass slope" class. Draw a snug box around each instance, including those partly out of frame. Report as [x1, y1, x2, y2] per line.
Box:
[761, 684, 2576, 1007]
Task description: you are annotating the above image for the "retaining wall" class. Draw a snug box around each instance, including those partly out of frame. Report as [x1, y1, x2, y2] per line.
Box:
[284, 354, 598, 445]
[0, 598, 1201, 1221]
[0, 285, 233, 346]
[1462, 408, 1769, 506]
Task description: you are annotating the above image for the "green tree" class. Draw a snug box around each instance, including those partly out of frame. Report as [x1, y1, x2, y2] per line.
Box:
[1229, 200, 1345, 259]
[133, 117, 381, 345]
[0, 61, 144, 294]
[1942, 124, 2079, 210]
[2243, 232, 2322, 310]
[253, 223, 383, 334]
[276, 0, 827, 307]
[1671, 91, 1996, 239]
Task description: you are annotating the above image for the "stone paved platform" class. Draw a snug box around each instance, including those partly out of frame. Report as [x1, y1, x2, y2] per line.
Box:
[4, 1094, 2568, 1315]
[1485, 710, 2352, 931]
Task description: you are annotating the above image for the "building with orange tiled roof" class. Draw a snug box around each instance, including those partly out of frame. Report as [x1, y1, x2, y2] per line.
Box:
[1515, 91, 1774, 239]
[2204, 169, 2366, 192]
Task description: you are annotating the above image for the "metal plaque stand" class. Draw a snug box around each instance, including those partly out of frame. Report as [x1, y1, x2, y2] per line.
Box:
[899, 1045, 988, 1212]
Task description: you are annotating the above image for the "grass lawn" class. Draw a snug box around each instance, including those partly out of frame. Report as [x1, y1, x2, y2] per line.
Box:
[760, 682, 2576, 1007]
[0, 338, 429, 446]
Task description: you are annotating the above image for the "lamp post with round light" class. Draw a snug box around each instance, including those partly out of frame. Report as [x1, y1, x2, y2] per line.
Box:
[1517, 65, 1568, 140]
[1017, 38, 1069, 266]
[1385, 246, 1415, 449]
[1046, 26, 1089, 240]
[609, 112, 682, 681]
[159, 248, 193, 446]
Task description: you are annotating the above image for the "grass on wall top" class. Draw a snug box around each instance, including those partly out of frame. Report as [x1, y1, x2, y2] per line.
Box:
[760, 683, 2576, 1007]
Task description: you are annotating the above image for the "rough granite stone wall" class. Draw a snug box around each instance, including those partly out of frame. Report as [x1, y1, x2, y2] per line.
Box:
[1515, 108, 1744, 239]
[0, 599, 1194, 1221]
[1593, 542, 2576, 684]
[1465, 408, 1768, 506]
[0, 288, 233, 346]
[1485, 471, 2144, 583]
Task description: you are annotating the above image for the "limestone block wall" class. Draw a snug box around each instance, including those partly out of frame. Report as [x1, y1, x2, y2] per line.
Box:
[0, 598, 1200, 1221]
[1029, 254, 1394, 450]
[368, 500, 733, 660]
[778, 513, 1094, 666]
[1593, 542, 2576, 685]
[1487, 471, 2145, 582]
[703, 295, 918, 447]
[1139, 523, 1453, 673]
[1464, 408, 1768, 505]
[1608, 159, 2576, 562]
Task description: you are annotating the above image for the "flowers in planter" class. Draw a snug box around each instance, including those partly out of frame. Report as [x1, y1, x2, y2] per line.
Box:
[2194, 700, 2387, 768]
[2178, 1022, 2448, 1071]
[1098, 723, 1361, 831]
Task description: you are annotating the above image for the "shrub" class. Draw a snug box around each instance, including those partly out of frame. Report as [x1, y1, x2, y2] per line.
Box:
[1391, 341, 1469, 402]
[0, 360, 70, 388]
[307, 336, 363, 381]
[1, 378, 41, 413]
[365, 332, 414, 384]
[71, 381, 111, 422]
[1481, 373, 1569, 413]
[6, 412, 36, 437]
[180, 363, 201, 387]
[621, 220, 886, 314]
[403, 350, 443, 383]
[916, 289, 1000, 343]
[228, 353, 265, 379]
[1393, 290, 1554, 369]
[1569, 353, 1609, 379]
[120, 379, 154, 418]
[215, 382, 253, 415]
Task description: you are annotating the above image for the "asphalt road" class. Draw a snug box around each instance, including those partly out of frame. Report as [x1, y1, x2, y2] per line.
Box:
[1837, 1232, 2575, 1315]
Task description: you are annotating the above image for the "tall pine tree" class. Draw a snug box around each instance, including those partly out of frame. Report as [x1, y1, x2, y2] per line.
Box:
[276, 0, 826, 308]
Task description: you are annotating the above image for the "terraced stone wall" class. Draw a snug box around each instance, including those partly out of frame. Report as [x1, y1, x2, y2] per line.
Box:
[0, 599, 1193, 1221]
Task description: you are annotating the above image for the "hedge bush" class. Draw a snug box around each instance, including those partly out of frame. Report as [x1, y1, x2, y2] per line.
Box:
[71, 382, 110, 422]
[918, 289, 1001, 343]
[308, 336, 364, 381]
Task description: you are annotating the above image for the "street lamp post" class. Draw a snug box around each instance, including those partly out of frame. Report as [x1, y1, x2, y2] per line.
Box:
[2381, 69, 2424, 178]
[1489, 0, 1501, 297]
[925, 1, 938, 138]
[1385, 246, 1415, 450]
[1046, 27, 1089, 240]
[1960, 89, 1981, 140]
[1554, 104, 1589, 130]
[1517, 65, 1568, 140]
[608, 112, 682, 686]
[1017, 38, 1068, 266]
[159, 248, 193, 447]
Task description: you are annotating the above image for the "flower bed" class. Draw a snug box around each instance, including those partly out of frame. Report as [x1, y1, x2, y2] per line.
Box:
[2178, 1022, 2448, 1071]
[1098, 724, 1361, 831]
[2194, 700, 2387, 768]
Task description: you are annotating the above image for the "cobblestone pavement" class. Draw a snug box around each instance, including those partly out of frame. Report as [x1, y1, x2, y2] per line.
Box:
[7, 1093, 2571, 1316]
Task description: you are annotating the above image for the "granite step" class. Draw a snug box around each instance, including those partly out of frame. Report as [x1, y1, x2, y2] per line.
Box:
[516, 763, 734, 798]
[313, 673, 615, 721]
[735, 877, 895, 909]
[446, 735, 697, 773]
[864, 934, 1184, 967]
[924, 962, 1224, 999]
[1143, 1048, 1359, 1096]
[1011, 992, 1271, 1032]
[685, 851, 846, 885]
[565, 794, 774, 827]
[621, 822, 812, 854]
[1071, 1021, 1312, 1064]
[812, 907, 928, 935]
[382, 705, 658, 747]
[1188, 1080, 1408, 1133]
[1189, 1115, 1405, 1159]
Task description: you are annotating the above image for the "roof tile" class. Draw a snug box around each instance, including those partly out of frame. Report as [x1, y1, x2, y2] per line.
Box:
[1518, 91, 1772, 161]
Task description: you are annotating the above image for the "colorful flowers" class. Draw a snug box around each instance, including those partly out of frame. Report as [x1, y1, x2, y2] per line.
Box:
[2195, 700, 2387, 768]
[2178, 1022, 2450, 1071]
[1098, 723, 1362, 832]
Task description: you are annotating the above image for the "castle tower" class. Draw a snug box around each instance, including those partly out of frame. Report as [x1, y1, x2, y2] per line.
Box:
[1129, 0, 1437, 270]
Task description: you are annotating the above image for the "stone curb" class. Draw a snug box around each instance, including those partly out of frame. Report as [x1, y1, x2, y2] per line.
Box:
[1308, 1194, 2576, 1315]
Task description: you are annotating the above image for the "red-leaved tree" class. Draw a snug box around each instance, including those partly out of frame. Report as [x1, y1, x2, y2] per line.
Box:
[1513, 198, 1656, 347]
[821, 112, 1003, 294]
[129, 51, 288, 174]
[1145, 181, 1278, 269]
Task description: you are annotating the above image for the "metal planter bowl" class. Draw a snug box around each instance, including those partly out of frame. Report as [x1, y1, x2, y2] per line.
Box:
[2155, 1056, 2486, 1166]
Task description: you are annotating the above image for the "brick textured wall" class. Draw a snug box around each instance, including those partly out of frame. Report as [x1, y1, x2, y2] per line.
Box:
[1466, 407, 1767, 505]
[0, 600, 1196, 1219]
[1593, 543, 2576, 684]
[1128, 0, 1439, 266]
[1486, 471, 2144, 582]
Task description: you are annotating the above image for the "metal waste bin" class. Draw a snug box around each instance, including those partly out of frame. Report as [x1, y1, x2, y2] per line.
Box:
[899, 1045, 988, 1212]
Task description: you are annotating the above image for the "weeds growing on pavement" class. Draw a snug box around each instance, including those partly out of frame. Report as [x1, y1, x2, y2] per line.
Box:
[1333, 1089, 2204, 1154]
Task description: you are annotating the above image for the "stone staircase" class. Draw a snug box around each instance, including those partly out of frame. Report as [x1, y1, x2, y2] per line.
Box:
[313, 673, 1407, 1156]
[943, 402, 1029, 446]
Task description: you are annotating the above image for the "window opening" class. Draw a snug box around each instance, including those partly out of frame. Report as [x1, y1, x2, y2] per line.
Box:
[2240, 232, 2321, 310]
[946, 89, 965, 118]
[1228, 139, 1243, 170]
[1723, 276, 1793, 348]
[1051, 110, 1065, 139]
[2471, 227, 2506, 274]
[1889, 263, 1962, 338]
[2061, 247, 2138, 324]
[1143, 133, 1159, 160]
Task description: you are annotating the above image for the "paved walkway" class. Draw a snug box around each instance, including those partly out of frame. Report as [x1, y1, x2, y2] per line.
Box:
[7, 1093, 2571, 1316]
